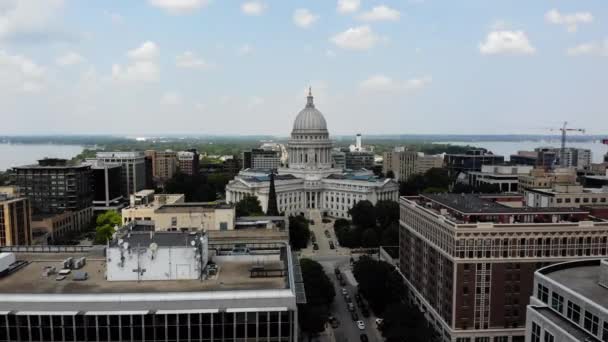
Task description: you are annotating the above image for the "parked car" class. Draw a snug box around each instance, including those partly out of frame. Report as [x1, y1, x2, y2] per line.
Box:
[345, 294, 351, 302]
[375, 318, 384, 329]
[348, 303, 355, 312]
[336, 273, 343, 280]
[359, 334, 369, 342]
[341, 288, 348, 296]
[328, 316, 340, 329]
[309, 220, 315, 225]
[324, 230, 331, 238]
[351, 312, 359, 321]
[313, 243, 319, 250]
[334, 268, 341, 275]
[361, 307, 370, 318]
[310, 233, 316, 243]
[355, 293, 362, 302]
[322, 218, 331, 223]
[328, 240, 335, 249]
[356, 320, 365, 330]
[339, 278, 347, 286]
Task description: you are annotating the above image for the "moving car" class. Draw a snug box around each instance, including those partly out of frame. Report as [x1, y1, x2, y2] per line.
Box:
[334, 268, 341, 275]
[328, 316, 340, 328]
[375, 318, 384, 329]
[347, 303, 355, 312]
[328, 240, 335, 249]
[356, 320, 365, 330]
[313, 243, 319, 250]
[324, 229, 331, 237]
[359, 334, 369, 342]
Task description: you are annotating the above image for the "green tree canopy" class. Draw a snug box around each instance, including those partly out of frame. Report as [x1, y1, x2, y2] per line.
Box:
[375, 200, 399, 228]
[348, 200, 376, 229]
[289, 215, 311, 250]
[353, 256, 406, 313]
[94, 210, 121, 244]
[360, 228, 379, 248]
[298, 258, 335, 337]
[235, 195, 264, 217]
[382, 303, 436, 342]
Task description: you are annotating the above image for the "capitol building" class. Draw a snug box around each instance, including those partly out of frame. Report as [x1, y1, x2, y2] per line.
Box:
[225, 90, 399, 219]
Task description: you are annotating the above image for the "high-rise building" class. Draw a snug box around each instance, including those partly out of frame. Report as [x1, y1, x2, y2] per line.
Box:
[95, 152, 146, 197]
[177, 149, 200, 176]
[526, 259, 608, 342]
[0, 231, 304, 342]
[0, 194, 31, 246]
[399, 193, 608, 342]
[559, 148, 591, 170]
[12, 158, 93, 215]
[88, 161, 124, 211]
[145, 150, 178, 183]
[383, 150, 443, 182]
[444, 149, 505, 177]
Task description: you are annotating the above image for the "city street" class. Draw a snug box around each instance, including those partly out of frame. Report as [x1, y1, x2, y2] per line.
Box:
[300, 217, 384, 342]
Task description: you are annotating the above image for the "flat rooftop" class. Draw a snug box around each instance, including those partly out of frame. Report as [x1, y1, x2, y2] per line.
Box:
[541, 260, 608, 309]
[0, 253, 287, 294]
[108, 231, 202, 248]
[155, 202, 234, 212]
[420, 193, 589, 215]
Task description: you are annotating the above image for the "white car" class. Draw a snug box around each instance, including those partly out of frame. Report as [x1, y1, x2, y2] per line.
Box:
[375, 318, 384, 327]
[341, 288, 348, 296]
[357, 320, 365, 330]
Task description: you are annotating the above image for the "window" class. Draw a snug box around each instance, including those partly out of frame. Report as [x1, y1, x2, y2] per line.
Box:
[531, 322, 541, 342]
[602, 322, 608, 342]
[537, 284, 549, 303]
[567, 301, 581, 323]
[551, 292, 563, 313]
[584, 311, 599, 335]
[543, 331, 554, 342]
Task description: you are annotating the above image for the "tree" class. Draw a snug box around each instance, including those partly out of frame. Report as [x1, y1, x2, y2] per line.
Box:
[382, 303, 436, 342]
[266, 172, 279, 216]
[348, 200, 376, 229]
[353, 256, 406, 313]
[386, 170, 395, 179]
[375, 200, 399, 228]
[299, 258, 335, 337]
[235, 195, 264, 217]
[94, 211, 121, 244]
[289, 215, 311, 250]
[380, 223, 399, 246]
[361, 228, 379, 247]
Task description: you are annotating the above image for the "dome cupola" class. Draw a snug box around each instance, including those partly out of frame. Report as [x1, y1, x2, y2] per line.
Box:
[292, 88, 328, 133]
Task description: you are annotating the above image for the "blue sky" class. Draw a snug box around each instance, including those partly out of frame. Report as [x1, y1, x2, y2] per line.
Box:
[1, 0, 607, 136]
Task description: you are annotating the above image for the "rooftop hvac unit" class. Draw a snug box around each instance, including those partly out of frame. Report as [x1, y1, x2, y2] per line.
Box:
[73, 271, 88, 281]
[73, 257, 86, 269]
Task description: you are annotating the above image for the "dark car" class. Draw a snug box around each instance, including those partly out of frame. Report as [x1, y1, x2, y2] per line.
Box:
[329, 240, 335, 249]
[313, 243, 319, 250]
[334, 268, 341, 275]
[339, 278, 346, 286]
[351, 311, 359, 321]
[309, 220, 315, 225]
[355, 293, 362, 302]
[324, 229, 331, 238]
[328, 316, 340, 329]
[359, 334, 369, 342]
[310, 233, 316, 243]
[361, 307, 370, 318]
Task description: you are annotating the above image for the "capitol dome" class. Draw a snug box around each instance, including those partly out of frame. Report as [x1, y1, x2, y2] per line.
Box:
[292, 88, 327, 132]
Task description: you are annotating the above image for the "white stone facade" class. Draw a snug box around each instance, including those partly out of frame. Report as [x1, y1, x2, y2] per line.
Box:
[225, 90, 399, 218]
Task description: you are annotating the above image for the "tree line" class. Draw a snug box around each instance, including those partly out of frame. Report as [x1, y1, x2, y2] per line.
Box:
[333, 199, 400, 248]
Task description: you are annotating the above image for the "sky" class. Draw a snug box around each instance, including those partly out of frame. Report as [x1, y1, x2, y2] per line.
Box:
[1, 0, 608, 137]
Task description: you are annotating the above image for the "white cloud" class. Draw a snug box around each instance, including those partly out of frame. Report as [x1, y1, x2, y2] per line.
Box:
[0, 0, 68, 42]
[479, 30, 536, 55]
[337, 0, 360, 14]
[567, 40, 608, 57]
[241, 2, 266, 16]
[545, 9, 593, 33]
[358, 6, 400, 22]
[176, 51, 213, 70]
[331, 26, 381, 50]
[148, 0, 210, 14]
[56, 52, 85, 66]
[160, 91, 183, 105]
[112, 41, 160, 82]
[237, 44, 253, 56]
[127, 41, 159, 60]
[359, 74, 432, 93]
[0, 50, 45, 92]
[293, 9, 318, 28]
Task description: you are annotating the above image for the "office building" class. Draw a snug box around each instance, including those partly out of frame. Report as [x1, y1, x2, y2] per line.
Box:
[242, 149, 281, 170]
[12, 158, 93, 215]
[177, 149, 200, 176]
[0, 194, 31, 246]
[344, 150, 375, 170]
[559, 148, 592, 169]
[518, 168, 577, 193]
[145, 150, 178, 183]
[331, 150, 346, 170]
[383, 150, 444, 182]
[526, 259, 608, 342]
[524, 184, 608, 208]
[31, 207, 94, 243]
[88, 161, 124, 212]
[226, 90, 398, 219]
[466, 165, 534, 193]
[0, 231, 304, 342]
[510, 149, 558, 170]
[95, 152, 146, 197]
[399, 193, 608, 342]
[444, 149, 505, 177]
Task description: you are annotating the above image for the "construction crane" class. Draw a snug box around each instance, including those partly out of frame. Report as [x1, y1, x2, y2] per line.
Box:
[551, 121, 586, 167]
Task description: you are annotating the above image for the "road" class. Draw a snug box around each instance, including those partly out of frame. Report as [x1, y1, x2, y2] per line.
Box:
[300, 217, 384, 342]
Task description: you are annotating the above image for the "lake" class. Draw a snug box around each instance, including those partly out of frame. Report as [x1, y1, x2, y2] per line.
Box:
[443, 140, 608, 163]
[0, 143, 84, 171]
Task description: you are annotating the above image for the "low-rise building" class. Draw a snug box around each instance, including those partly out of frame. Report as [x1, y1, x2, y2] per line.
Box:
[510, 148, 558, 169]
[31, 206, 94, 243]
[526, 259, 608, 342]
[122, 194, 235, 232]
[243, 149, 281, 170]
[145, 150, 178, 183]
[383, 150, 444, 182]
[177, 149, 200, 176]
[525, 184, 608, 208]
[0, 194, 31, 246]
[518, 168, 577, 192]
[467, 165, 533, 193]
